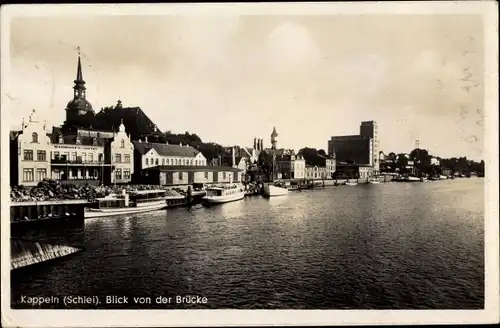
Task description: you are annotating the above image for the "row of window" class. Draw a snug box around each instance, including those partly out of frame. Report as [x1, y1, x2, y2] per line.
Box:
[53, 151, 103, 162]
[114, 154, 131, 163]
[145, 157, 206, 166]
[22, 168, 47, 182]
[114, 169, 132, 180]
[23, 150, 46, 161]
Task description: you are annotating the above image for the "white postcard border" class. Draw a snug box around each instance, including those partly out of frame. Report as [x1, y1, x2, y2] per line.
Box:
[1, 2, 498, 327]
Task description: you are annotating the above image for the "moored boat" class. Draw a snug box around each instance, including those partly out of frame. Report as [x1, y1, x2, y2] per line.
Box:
[406, 175, 421, 182]
[346, 179, 358, 186]
[368, 177, 381, 184]
[202, 183, 245, 204]
[85, 189, 168, 219]
[263, 182, 289, 197]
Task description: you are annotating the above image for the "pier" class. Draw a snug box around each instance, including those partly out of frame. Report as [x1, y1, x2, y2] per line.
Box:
[10, 200, 87, 270]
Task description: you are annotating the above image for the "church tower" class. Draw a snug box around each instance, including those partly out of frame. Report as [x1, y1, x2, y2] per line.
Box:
[65, 50, 94, 129]
[271, 126, 278, 150]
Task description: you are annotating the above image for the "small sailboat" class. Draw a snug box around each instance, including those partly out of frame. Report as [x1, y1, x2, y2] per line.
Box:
[346, 179, 358, 186]
[263, 182, 289, 197]
[264, 140, 289, 198]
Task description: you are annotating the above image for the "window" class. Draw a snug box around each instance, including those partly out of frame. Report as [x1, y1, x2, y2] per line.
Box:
[195, 160, 198, 166]
[124, 154, 130, 163]
[98, 153, 103, 162]
[146, 158, 149, 165]
[115, 154, 122, 163]
[89, 153, 94, 162]
[64, 152, 69, 160]
[36, 168, 47, 181]
[92, 138, 97, 146]
[71, 152, 77, 161]
[178, 172, 183, 180]
[204, 172, 208, 179]
[32, 132, 38, 143]
[155, 158, 159, 165]
[23, 150, 33, 161]
[223, 172, 227, 179]
[175, 159, 178, 165]
[37, 150, 46, 161]
[23, 168, 34, 182]
[53, 151, 60, 159]
[162, 158, 165, 165]
[120, 140, 125, 148]
[76, 136, 81, 145]
[115, 169, 122, 180]
[82, 153, 87, 162]
[58, 135, 64, 144]
[123, 169, 131, 179]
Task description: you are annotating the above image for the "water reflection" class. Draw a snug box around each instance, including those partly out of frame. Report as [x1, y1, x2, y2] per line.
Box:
[12, 178, 484, 309]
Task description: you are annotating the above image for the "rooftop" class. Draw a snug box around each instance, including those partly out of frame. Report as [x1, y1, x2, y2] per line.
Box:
[133, 141, 201, 158]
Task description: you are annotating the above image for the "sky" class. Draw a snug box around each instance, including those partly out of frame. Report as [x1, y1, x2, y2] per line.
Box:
[5, 14, 485, 160]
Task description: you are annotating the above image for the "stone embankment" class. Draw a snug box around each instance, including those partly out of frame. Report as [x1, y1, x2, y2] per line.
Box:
[11, 179, 183, 203]
[11, 238, 81, 270]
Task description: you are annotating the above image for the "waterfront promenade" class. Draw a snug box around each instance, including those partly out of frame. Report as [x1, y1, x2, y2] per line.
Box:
[11, 178, 484, 309]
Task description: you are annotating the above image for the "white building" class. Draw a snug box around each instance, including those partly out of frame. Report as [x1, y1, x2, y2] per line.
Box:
[109, 121, 135, 184]
[10, 109, 51, 187]
[133, 140, 207, 171]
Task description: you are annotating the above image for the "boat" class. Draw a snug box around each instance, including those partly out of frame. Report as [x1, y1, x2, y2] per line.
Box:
[202, 183, 245, 204]
[368, 177, 381, 184]
[346, 179, 358, 186]
[165, 194, 188, 208]
[263, 182, 289, 197]
[406, 175, 421, 182]
[85, 189, 168, 218]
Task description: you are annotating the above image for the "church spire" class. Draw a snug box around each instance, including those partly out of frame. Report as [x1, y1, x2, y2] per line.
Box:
[73, 47, 86, 99]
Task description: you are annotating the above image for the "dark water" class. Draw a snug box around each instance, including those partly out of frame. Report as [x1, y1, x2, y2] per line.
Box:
[11, 178, 484, 309]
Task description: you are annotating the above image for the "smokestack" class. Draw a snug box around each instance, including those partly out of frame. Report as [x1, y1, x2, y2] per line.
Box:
[232, 146, 236, 167]
[259, 139, 263, 151]
[254, 137, 257, 149]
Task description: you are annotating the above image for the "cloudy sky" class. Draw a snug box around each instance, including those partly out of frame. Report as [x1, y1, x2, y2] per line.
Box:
[5, 13, 485, 159]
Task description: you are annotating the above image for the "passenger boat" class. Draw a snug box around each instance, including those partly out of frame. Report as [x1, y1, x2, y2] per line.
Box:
[85, 189, 167, 218]
[368, 177, 381, 184]
[346, 179, 358, 186]
[202, 183, 245, 204]
[263, 182, 289, 197]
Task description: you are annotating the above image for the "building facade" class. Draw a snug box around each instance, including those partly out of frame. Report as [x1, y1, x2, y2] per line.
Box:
[328, 120, 379, 176]
[133, 140, 207, 172]
[10, 110, 52, 187]
[137, 166, 242, 186]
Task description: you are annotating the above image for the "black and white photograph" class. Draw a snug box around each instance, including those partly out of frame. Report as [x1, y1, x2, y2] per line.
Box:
[1, 2, 498, 327]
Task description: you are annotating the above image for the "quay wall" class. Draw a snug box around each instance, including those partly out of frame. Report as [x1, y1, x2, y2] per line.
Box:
[11, 238, 81, 270]
[10, 201, 87, 269]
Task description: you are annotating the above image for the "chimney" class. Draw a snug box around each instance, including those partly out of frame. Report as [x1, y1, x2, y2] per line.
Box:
[232, 146, 236, 167]
[259, 139, 263, 151]
[253, 137, 257, 149]
[145, 136, 148, 143]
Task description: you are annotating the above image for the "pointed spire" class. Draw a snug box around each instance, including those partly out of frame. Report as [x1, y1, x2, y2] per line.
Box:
[76, 47, 84, 82]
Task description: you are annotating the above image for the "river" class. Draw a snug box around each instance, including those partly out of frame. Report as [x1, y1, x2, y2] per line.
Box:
[11, 178, 484, 309]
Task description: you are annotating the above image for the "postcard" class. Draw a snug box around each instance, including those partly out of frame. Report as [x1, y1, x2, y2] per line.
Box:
[1, 2, 498, 327]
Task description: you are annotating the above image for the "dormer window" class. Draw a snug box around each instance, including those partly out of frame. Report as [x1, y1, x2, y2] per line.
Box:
[92, 137, 97, 146]
[58, 135, 63, 144]
[32, 132, 38, 143]
[76, 136, 81, 145]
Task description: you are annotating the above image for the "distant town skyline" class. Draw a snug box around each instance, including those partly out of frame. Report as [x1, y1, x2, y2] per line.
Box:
[5, 14, 484, 160]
